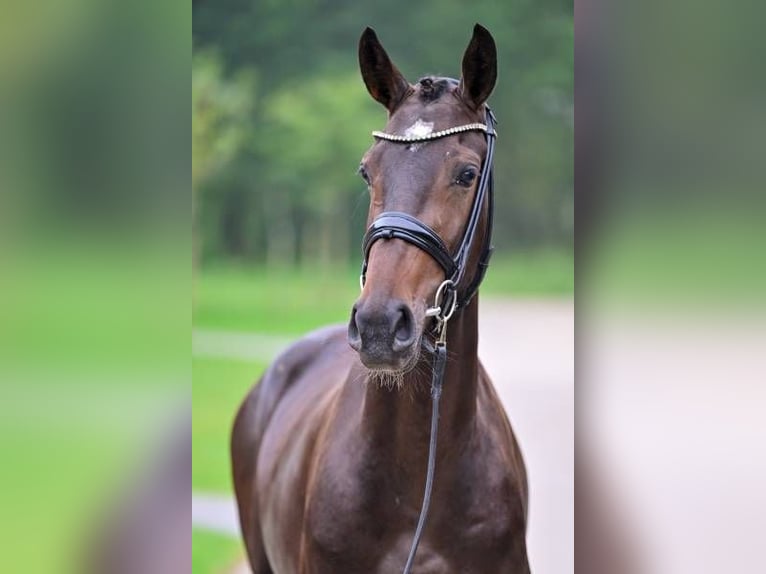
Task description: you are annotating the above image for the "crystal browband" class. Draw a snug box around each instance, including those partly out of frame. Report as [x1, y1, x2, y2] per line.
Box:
[371, 122, 492, 143]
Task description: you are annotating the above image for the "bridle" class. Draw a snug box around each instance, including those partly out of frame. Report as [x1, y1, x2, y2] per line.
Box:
[360, 107, 497, 321]
[359, 106, 497, 573]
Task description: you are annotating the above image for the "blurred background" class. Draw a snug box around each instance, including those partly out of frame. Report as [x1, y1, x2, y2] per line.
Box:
[2, 0, 762, 571]
[192, 1, 573, 273]
[0, 1, 188, 573]
[577, 0, 766, 572]
[192, 1, 573, 573]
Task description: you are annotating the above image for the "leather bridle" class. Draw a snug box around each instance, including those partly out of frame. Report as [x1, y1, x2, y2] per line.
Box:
[358, 106, 498, 573]
[360, 106, 497, 320]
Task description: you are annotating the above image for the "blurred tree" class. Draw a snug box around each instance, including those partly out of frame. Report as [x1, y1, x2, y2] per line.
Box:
[192, 50, 255, 263]
[192, 0, 572, 265]
[259, 72, 380, 265]
[192, 50, 254, 191]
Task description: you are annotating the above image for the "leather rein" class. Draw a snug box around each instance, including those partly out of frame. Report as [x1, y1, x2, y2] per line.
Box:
[359, 107, 497, 573]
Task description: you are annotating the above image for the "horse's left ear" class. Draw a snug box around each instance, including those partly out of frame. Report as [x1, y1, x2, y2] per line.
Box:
[459, 24, 497, 110]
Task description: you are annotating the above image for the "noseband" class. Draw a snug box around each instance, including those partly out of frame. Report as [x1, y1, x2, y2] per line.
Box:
[360, 107, 497, 317]
[358, 106, 498, 573]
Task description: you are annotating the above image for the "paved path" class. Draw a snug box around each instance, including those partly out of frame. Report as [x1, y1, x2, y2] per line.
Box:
[192, 493, 240, 537]
[193, 330, 293, 362]
[478, 299, 574, 574]
[193, 297, 574, 573]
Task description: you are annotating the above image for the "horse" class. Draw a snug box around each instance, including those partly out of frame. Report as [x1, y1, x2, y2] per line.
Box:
[231, 24, 530, 573]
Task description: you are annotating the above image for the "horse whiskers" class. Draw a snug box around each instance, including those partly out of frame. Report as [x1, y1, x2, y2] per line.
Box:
[351, 334, 451, 393]
[368, 369, 407, 391]
[360, 352, 436, 394]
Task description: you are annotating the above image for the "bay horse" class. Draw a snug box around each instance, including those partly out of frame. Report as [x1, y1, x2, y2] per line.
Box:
[232, 24, 530, 573]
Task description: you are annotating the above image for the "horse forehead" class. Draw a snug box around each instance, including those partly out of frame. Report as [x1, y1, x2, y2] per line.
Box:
[380, 103, 472, 158]
[389, 103, 468, 133]
[388, 84, 470, 129]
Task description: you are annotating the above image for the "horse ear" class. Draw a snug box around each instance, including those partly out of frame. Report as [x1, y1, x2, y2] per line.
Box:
[358, 27, 410, 112]
[459, 24, 497, 110]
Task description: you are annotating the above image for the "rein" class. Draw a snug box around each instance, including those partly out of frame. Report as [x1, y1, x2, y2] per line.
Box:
[360, 107, 497, 573]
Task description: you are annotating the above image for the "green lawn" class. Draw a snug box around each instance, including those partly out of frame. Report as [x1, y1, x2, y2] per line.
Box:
[482, 249, 574, 297]
[588, 212, 766, 304]
[194, 264, 359, 334]
[193, 249, 573, 334]
[193, 356, 265, 573]
[193, 356, 267, 492]
[193, 529, 244, 574]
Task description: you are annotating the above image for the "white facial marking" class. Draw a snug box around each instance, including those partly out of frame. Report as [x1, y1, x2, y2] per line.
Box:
[404, 119, 434, 138]
[404, 119, 433, 151]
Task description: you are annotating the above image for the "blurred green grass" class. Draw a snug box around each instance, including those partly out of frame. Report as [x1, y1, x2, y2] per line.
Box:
[193, 357, 266, 492]
[192, 357, 264, 573]
[589, 210, 766, 305]
[193, 249, 573, 334]
[193, 529, 243, 574]
[0, 379, 175, 574]
[482, 249, 574, 297]
[194, 265, 358, 334]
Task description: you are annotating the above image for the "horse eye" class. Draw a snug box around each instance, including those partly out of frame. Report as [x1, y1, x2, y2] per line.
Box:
[358, 165, 371, 186]
[456, 167, 478, 187]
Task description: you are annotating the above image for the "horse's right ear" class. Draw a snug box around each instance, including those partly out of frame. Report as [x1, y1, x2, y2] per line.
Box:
[358, 27, 410, 112]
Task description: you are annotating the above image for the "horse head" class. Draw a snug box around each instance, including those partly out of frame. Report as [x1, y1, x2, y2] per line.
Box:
[348, 24, 498, 373]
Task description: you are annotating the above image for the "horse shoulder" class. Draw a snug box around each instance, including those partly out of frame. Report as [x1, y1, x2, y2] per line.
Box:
[254, 324, 350, 424]
[232, 324, 350, 481]
[237, 324, 354, 571]
[300, 389, 381, 572]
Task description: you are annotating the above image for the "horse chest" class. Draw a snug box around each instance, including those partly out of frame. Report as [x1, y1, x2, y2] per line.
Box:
[303, 502, 457, 574]
[302, 451, 522, 573]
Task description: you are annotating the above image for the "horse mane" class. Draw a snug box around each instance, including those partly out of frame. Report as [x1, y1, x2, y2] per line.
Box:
[417, 76, 458, 103]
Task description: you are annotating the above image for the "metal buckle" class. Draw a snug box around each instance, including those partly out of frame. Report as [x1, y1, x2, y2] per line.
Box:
[425, 279, 457, 343]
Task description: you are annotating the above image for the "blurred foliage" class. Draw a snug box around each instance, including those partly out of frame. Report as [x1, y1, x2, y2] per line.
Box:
[192, 0, 573, 266]
[0, 2, 189, 572]
[192, 51, 255, 191]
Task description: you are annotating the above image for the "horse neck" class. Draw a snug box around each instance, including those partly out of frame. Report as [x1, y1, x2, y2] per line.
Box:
[360, 295, 480, 459]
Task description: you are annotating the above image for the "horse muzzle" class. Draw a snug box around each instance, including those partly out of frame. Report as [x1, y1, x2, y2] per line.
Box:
[347, 297, 419, 370]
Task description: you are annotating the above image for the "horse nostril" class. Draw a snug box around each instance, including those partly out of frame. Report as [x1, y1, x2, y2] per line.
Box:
[392, 305, 415, 350]
[348, 306, 362, 351]
[349, 300, 415, 359]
